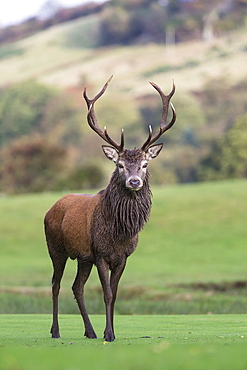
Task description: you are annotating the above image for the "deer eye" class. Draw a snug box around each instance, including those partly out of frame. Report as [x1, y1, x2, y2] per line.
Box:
[142, 163, 148, 169]
[118, 163, 124, 169]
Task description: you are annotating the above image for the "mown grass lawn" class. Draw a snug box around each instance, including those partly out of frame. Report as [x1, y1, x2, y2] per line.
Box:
[1, 314, 247, 370]
[0, 180, 247, 369]
[0, 179, 247, 315]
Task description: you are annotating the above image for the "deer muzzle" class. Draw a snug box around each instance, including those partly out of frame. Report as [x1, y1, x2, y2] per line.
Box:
[126, 177, 143, 191]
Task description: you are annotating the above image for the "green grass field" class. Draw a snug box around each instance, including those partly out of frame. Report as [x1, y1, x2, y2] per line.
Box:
[1, 314, 247, 369]
[0, 179, 247, 315]
[1, 179, 247, 368]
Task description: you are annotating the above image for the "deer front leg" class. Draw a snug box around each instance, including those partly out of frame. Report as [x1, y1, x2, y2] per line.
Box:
[109, 258, 126, 334]
[96, 258, 115, 342]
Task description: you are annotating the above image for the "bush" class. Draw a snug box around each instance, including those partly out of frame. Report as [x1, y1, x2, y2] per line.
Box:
[98, 7, 131, 45]
[60, 163, 105, 190]
[198, 114, 247, 181]
[0, 136, 68, 193]
[0, 81, 53, 146]
[0, 80, 82, 148]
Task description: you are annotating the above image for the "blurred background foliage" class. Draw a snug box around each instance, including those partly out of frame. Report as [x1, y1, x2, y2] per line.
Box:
[0, 0, 246, 193]
[1, 0, 246, 46]
[0, 76, 246, 193]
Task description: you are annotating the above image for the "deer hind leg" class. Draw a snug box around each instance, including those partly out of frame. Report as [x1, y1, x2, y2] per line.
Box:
[50, 254, 68, 338]
[72, 260, 97, 339]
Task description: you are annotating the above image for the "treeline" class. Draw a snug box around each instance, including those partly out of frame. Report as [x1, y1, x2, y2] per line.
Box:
[0, 2, 104, 44]
[1, 0, 246, 46]
[0, 81, 105, 193]
[98, 0, 247, 45]
[0, 78, 246, 193]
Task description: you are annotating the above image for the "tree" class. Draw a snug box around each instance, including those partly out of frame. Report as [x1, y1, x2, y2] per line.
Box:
[219, 114, 247, 178]
[0, 80, 83, 148]
[0, 81, 52, 146]
[198, 114, 247, 181]
[98, 7, 131, 45]
[0, 136, 68, 193]
[62, 162, 105, 190]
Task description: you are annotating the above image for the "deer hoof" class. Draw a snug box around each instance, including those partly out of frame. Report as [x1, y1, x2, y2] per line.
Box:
[50, 324, 61, 338]
[51, 333, 60, 338]
[104, 332, 115, 342]
[85, 330, 97, 339]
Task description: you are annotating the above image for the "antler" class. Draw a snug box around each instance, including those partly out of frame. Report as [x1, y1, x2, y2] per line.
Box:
[83, 76, 124, 152]
[141, 81, 176, 151]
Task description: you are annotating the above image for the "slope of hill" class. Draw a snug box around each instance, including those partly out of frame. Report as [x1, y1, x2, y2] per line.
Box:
[0, 14, 247, 96]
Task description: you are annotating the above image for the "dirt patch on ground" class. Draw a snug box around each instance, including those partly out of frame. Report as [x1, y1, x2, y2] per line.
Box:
[172, 281, 247, 292]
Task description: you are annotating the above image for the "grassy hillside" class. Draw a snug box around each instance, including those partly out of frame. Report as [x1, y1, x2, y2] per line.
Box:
[0, 15, 247, 96]
[0, 179, 247, 314]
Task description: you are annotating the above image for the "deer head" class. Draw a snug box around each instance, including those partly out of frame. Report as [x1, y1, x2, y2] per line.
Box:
[83, 76, 176, 191]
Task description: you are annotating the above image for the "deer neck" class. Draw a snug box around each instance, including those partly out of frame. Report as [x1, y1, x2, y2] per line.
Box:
[102, 169, 152, 239]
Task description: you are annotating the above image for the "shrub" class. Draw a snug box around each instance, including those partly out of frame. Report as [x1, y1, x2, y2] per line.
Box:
[198, 114, 247, 181]
[0, 136, 68, 193]
[0, 81, 53, 146]
[60, 163, 105, 190]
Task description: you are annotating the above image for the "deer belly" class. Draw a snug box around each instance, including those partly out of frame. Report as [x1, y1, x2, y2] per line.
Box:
[62, 216, 92, 260]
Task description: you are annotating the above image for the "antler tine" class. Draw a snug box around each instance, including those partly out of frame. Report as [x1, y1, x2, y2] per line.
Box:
[140, 125, 153, 152]
[104, 126, 124, 151]
[141, 81, 176, 151]
[83, 75, 113, 108]
[83, 76, 124, 152]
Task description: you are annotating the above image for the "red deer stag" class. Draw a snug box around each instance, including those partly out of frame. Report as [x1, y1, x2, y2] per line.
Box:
[44, 76, 176, 342]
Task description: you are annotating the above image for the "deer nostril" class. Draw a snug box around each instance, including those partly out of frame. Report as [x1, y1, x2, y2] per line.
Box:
[129, 179, 140, 188]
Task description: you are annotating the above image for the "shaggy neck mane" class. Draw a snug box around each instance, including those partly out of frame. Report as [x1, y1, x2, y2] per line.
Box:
[102, 169, 152, 240]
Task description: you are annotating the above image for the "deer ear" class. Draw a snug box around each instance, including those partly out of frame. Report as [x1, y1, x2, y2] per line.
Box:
[102, 145, 119, 163]
[145, 143, 163, 160]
